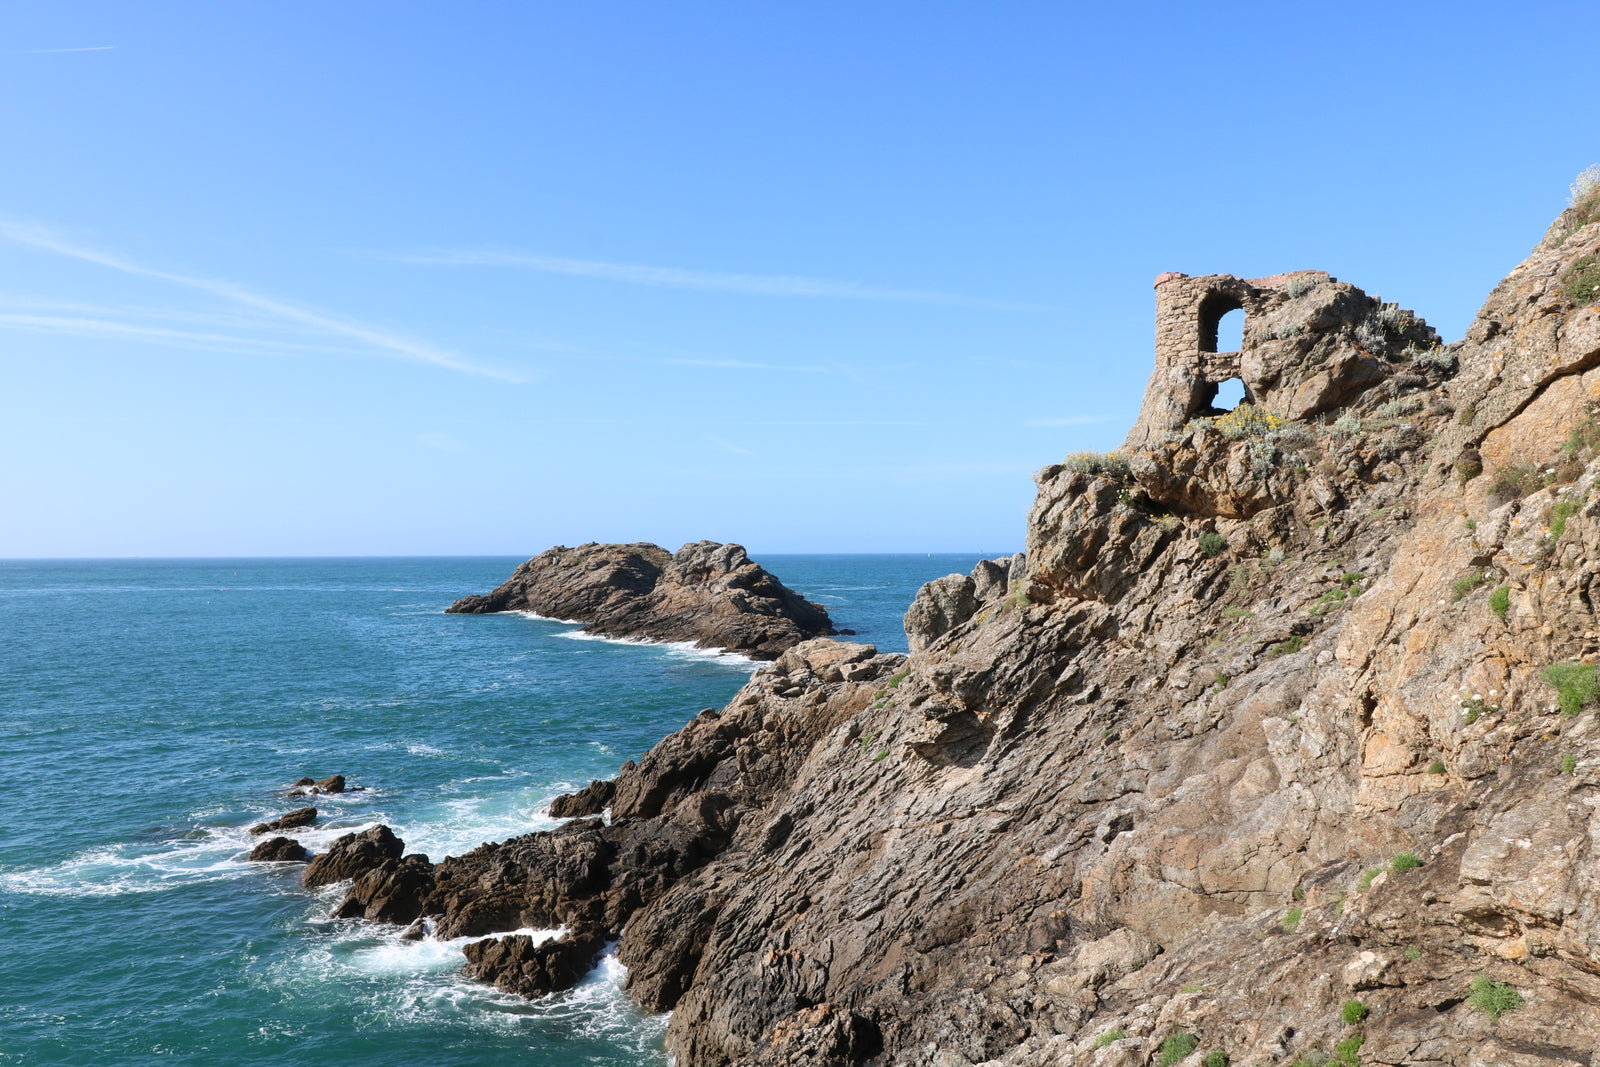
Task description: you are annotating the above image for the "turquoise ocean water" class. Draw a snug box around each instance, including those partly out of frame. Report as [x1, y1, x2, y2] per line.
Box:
[0, 554, 996, 1066]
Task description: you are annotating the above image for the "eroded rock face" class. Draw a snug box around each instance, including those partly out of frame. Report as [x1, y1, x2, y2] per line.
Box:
[319, 199, 1600, 1065]
[445, 541, 835, 660]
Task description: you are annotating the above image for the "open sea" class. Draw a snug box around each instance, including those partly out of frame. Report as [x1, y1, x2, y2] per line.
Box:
[0, 554, 998, 1066]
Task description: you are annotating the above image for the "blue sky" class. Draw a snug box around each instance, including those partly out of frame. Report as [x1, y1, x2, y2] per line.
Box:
[2, 2, 1598, 557]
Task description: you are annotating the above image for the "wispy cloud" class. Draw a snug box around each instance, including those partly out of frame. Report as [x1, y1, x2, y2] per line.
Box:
[704, 434, 754, 456]
[0, 311, 365, 357]
[0, 221, 520, 381]
[665, 357, 829, 373]
[377, 248, 1056, 311]
[4, 46, 115, 54]
[1024, 415, 1117, 427]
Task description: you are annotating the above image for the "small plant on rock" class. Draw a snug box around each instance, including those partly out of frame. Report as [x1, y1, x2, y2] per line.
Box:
[1549, 499, 1580, 540]
[1283, 906, 1303, 930]
[1404, 946, 1422, 960]
[1203, 1051, 1229, 1067]
[1452, 572, 1489, 601]
[1426, 760, 1446, 775]
[1563, 254, 1600, 307]
[1459, 689, 1500, 724]
[1271, 635, 1305, 658]
[1062, 451, 1132, 479]
[1358, 868, 1382, 891]
[1199, 532, 1228, 558]
[1467, 972, 1525, 1021]
[1334, 1035, 1364, 1065]
[1158, 1032, 1200, 1067]
[1341, 999, 1369, 1024]
[1390, 851, 1424, 874]
[1215, 404, 1284, 439]
[1562, 753, 1578, 775]
[1489, 585, 1510, 619]
[1331, 413, 1363, 437]
[1091, 1027, 1128, 1048]
[1541, 660, 1600, 717]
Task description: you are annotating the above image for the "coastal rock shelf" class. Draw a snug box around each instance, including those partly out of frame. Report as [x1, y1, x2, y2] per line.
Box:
[446, 540, 835, 661]
[307, 194, 1600, 1065]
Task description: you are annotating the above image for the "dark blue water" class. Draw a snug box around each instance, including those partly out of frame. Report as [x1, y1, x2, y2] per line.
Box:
[0, 554, 997, 1066]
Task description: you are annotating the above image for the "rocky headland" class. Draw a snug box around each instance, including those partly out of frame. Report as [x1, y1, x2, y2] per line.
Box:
[446, 540, 836, 660]
[308, 189, 1600, 1065]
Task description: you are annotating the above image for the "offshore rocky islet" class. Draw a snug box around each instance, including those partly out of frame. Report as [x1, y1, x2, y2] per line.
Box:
[285, 193, 1600, 1065]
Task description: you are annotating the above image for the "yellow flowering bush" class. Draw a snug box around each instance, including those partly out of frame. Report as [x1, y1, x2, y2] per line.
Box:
[1214, 404, 1284, 439]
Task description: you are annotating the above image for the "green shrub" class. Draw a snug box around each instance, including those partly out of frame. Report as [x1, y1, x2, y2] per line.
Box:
[1391, 851, 1423, 873]
[1283, 906, 1303, 929]
[1158, 1032, 1200, 1067]
[1199, 532, 1228, 558]
[1541, 660, 1600, 716]
[1062, 450, 1131, 479]
[1357, 868, 1381, 891]
[1489, 584, 1510, 619]
[1271, 635, 1305, 657]
[1427, 760, 1446, 775]
[1341, 999, 1369, 1024]
[1404, 946, 1422, 960]
[1334, 1035, 1364, 1065]
[1563, 254, 1600, 306]
[1467, 972, 1525, 1021]
[1562, 753, 1578, 775]
[1203, 1052, 1229, 1067]
[1489, 464, 1537, 503]
[1451, 572, 1489, 601]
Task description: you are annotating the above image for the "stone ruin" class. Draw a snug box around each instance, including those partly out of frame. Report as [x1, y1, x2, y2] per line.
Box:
[1124, 269, 1443, 449]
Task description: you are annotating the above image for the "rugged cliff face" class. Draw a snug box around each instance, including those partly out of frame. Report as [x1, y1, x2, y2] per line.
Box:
[338, 194, 1600, 1066]
[446, 540, 836, 660]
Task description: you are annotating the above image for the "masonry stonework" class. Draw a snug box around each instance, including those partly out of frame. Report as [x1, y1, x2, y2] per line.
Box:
[1124, 270, 1441, 449]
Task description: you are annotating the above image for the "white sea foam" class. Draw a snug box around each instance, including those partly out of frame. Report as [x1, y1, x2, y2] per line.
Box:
[552, 628, 757, 668]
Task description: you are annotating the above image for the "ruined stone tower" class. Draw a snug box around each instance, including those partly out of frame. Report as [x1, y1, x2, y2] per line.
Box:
[1123, 270, 1441, 449]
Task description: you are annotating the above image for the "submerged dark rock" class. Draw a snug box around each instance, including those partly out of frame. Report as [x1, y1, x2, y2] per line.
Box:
[445, 541, 834, 660]
[249, 807, 317, 835]
[289, 774, 347, 795]
[248, 836, 310, 862]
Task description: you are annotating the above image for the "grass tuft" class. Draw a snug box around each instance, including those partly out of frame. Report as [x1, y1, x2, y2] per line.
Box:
[1158, 1032, 1200, 1067]
[1467, 972, 1525, 1021]
[1541, 660, 1600, 717]
[1390, 851, 1423, 873]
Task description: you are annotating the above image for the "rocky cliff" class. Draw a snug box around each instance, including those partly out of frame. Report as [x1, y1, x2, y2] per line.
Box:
[446, 540, 836, 660]
[339, 190, 1600, 1066]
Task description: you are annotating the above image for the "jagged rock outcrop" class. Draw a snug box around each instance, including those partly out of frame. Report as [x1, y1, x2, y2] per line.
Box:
[302, 825, 404, 889]
[446, 541, 835, 660]
[318, 192, 1600, 1065]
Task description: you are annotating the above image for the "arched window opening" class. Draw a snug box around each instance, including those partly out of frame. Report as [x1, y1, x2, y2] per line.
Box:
[1198, 292, 1246, 353]
[1212, 377, 1247, 411]
[1193, 376, 1250, 418]
[1214, 308, 1245, 353]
